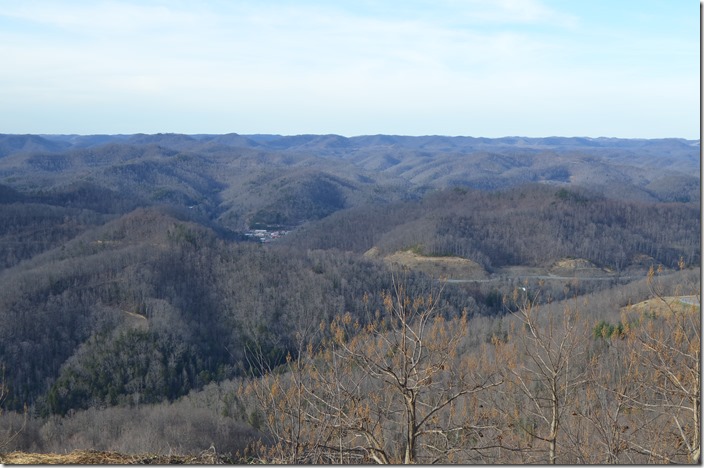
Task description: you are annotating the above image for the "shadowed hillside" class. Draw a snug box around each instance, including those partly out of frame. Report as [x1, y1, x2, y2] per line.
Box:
[0, 133, 699, 462]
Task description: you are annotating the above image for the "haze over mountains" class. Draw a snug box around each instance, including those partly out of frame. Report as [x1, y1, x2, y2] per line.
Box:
[0, 133, 699, 231]
[0, 132, 698, 270]
[0, 132, 699, 460]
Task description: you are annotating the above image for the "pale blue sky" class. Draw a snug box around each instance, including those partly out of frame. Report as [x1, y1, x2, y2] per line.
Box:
[0, 0, 699, 138]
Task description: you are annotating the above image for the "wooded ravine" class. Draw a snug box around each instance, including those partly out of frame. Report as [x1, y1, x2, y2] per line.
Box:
[0, 133, 699, 464]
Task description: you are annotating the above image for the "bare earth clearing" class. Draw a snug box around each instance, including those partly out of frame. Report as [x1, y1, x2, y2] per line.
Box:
[370, 251, 651, 285]
[372, 249, 489, 280]
[623, 295, 701, 317]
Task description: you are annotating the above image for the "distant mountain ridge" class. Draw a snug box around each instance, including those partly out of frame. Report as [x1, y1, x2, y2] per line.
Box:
[0, 132, 699, 231]
[4, 132, 696, 152]
[3, 132, 699, 179]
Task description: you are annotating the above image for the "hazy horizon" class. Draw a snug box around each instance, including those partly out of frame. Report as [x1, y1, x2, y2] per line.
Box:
[0, 0, 699, 139]
[19, 132, 702, 141]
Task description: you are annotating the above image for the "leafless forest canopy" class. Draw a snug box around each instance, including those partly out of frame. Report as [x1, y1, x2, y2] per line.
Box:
[0, 133, 699, 463]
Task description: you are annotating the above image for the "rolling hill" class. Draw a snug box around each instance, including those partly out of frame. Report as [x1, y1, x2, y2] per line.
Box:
[0, 132, 698, 425]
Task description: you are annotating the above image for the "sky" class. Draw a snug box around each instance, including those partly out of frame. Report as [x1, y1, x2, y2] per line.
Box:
[0, 0, 699, 138]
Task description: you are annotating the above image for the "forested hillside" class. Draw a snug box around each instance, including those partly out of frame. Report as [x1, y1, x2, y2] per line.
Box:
[0, 133, 699, 463]
[284, 185, 699, 270]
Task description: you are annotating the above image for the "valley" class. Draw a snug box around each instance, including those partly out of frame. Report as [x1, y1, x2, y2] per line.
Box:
[0, 133, 699, 463]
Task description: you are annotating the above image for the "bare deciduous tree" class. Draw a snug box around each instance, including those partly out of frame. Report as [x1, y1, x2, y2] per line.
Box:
[494, 289, 589, 464]
[0, 363, 27, 452]
[244, 276, 503, 464]
[615, 264, 700, 464]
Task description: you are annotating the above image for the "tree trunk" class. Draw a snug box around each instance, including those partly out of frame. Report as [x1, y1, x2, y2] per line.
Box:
[692, 394, 700, 464]
[549, 380, 558, 464]
[404, 392, 417, 464]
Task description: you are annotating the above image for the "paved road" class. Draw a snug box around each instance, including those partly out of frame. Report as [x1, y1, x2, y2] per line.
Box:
[679, 296, 701, 306]
[443, 274, 641, 284]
